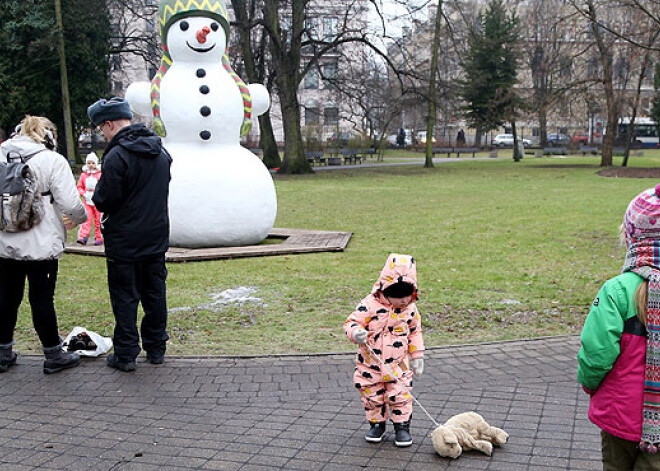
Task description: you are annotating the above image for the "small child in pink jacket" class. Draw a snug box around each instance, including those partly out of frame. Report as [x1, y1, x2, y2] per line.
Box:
[344, 253, 425, 447]
[76, 153, 103, 245]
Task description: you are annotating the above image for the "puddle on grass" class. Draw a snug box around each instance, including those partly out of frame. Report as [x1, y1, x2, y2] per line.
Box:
[169, 286, 267, 313]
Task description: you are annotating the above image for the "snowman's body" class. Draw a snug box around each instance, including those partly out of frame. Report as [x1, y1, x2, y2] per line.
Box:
[127, 12, 276, 248]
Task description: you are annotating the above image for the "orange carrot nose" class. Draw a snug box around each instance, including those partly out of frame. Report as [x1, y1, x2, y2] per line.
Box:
[196, 26, 211, 43]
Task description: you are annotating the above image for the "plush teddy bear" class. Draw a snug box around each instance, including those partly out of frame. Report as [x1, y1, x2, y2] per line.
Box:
[431, 412, 509, 459]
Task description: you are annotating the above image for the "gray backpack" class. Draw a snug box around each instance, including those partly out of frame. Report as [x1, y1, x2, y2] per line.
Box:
[0, 150, 50, 232]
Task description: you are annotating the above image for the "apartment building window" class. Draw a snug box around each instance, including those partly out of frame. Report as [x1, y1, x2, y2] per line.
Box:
[324, 106, 338, 125]
[112, 55, 122, 71]
[323, 61, 338, 79]
[306, 18, 318, 39]
[643, 62, 654, 85]
[304, 67, 319, 89]
[306, 106, 320, 125]
[323, 17, 338, 40]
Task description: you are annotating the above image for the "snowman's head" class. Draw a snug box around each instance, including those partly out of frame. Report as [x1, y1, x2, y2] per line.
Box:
[158, 0, 229, 54]
[167, 16, 227, 61]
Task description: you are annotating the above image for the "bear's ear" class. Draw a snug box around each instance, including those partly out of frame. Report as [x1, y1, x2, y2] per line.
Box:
[444, 431, 459, 444]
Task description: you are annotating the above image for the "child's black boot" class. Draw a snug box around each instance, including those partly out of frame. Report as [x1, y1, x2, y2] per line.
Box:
[43, 342, 80, 374]
[365, 422, 386, 443]
[0, 342, 17, 373]
[393, 419, 413, 447]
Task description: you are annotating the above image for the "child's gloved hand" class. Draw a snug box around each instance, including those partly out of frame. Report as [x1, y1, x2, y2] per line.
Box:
[412, 358, 424, 377]
[353, 328, 367, 344]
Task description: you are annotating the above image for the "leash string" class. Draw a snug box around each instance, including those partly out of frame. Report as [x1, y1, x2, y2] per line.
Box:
[365, 343, 440, 428]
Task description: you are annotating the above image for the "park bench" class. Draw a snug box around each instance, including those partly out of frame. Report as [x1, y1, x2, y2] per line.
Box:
[454, 147, 479, 158]
[358, 148, 381, 162]
[543, 147, 567, 155]
[305, 151, 326, 166]
[579, 146, 599, 155]
[340, 148, 361, 165]
[430, 147, 454, 158]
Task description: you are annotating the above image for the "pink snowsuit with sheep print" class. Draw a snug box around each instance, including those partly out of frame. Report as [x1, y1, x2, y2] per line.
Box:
[343, 253, 424, 423]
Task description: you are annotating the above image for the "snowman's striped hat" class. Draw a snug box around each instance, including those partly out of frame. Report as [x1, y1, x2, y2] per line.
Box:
[150, 0, 253, 138]
[158, 0, 229, 46]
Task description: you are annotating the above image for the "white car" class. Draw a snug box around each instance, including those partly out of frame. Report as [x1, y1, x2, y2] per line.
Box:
[492, 134, 531, 147]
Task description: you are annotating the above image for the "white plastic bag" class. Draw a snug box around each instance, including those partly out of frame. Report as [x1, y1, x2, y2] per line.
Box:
[64, 326, 113, 357]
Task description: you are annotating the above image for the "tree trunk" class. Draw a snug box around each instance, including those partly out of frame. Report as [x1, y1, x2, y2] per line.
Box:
[54, 0, 76, 163]
[475, 126, 483, 147]
[587, 0, 614, 167]
[258, 112, 281, 169]
[230, 0, 281, 169]
[423, 0, 443, 169]
[278, 80, 310, 174]
[512, 121, 521, 162]
[538, 109, 547, 147]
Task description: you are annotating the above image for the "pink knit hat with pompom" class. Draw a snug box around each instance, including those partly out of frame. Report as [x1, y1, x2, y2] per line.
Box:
[624, 184, 660, 241]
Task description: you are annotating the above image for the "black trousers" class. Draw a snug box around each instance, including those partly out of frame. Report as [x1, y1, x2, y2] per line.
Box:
[0, 258, 61, 348]
[106, 254, 169, 360]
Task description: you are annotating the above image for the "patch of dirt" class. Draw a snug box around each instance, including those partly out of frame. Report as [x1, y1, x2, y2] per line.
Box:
[597, 167, 660, 178]
[531, 164, 599, 169]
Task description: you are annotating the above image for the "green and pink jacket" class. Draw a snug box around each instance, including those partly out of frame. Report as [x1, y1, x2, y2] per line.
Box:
[578, 271, 647, 442]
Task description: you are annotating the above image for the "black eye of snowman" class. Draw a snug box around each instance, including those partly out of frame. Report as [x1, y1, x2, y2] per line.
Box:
[211, 22, 219, 31]
[180, 21, 189, 31]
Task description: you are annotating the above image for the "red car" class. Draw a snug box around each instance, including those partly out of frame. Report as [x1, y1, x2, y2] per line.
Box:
[572, 132, 589, 145]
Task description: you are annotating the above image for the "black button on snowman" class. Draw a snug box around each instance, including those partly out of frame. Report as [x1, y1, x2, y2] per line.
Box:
[126, 0, 275, 248]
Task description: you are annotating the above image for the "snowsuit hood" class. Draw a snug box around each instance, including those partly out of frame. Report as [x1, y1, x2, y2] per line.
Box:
[372, 253, 418, 301]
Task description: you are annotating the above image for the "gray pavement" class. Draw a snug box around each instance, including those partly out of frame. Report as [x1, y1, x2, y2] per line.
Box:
[0, 336, 600, 470]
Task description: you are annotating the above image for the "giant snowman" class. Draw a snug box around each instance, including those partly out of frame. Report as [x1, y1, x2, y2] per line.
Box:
[126, 0, 276, 248]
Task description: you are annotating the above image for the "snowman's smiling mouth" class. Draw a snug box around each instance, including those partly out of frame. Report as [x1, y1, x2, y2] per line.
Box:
[186, 41, 216, 53]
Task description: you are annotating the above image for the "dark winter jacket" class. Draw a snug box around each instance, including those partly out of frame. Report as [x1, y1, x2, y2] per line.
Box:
[93, 124, 171, 261]
[578, 271, 646, 442]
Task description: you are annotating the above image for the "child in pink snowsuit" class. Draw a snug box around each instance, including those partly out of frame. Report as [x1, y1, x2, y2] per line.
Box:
[76, 153, 103, 245]
[344, 253, 425, 447]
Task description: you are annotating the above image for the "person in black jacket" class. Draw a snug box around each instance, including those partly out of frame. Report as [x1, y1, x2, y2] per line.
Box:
[88, 97, 172, 372]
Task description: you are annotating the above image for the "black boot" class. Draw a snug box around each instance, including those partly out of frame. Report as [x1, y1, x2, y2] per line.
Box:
[107, 353, 136, 372]
[365, 422, 386, 443]
[43, 342, 80, 374]
[393, 420, 413, 447]
[0, 342, 17, 373]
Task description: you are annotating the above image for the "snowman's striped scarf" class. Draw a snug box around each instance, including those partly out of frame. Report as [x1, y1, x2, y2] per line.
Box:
[149, 50, 252, 138]
[623, 241, 660, 453]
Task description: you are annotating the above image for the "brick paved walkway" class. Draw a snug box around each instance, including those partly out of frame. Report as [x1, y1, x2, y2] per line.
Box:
[0, 336, 599, 470]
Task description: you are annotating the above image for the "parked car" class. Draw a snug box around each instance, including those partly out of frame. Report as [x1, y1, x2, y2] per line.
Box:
[546, 133, 570, 147]
[416, 131, 436, 145]
[78, 130, 106, 149]
[571, 131, 589, 145]
[387, 129, 412, 147]
[492, 134, 531, 147]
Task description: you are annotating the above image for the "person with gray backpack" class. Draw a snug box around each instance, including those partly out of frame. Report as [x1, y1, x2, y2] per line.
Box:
[0, 116, 87, 374]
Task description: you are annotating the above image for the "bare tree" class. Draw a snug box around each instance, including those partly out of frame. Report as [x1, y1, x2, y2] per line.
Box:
[231, 0, 282, 169]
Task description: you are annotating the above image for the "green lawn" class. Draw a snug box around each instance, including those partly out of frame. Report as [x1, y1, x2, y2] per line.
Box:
[12, 151, 660, 355]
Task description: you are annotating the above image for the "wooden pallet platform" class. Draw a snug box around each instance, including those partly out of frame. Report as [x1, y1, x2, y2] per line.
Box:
[64, 228, 352, 262]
